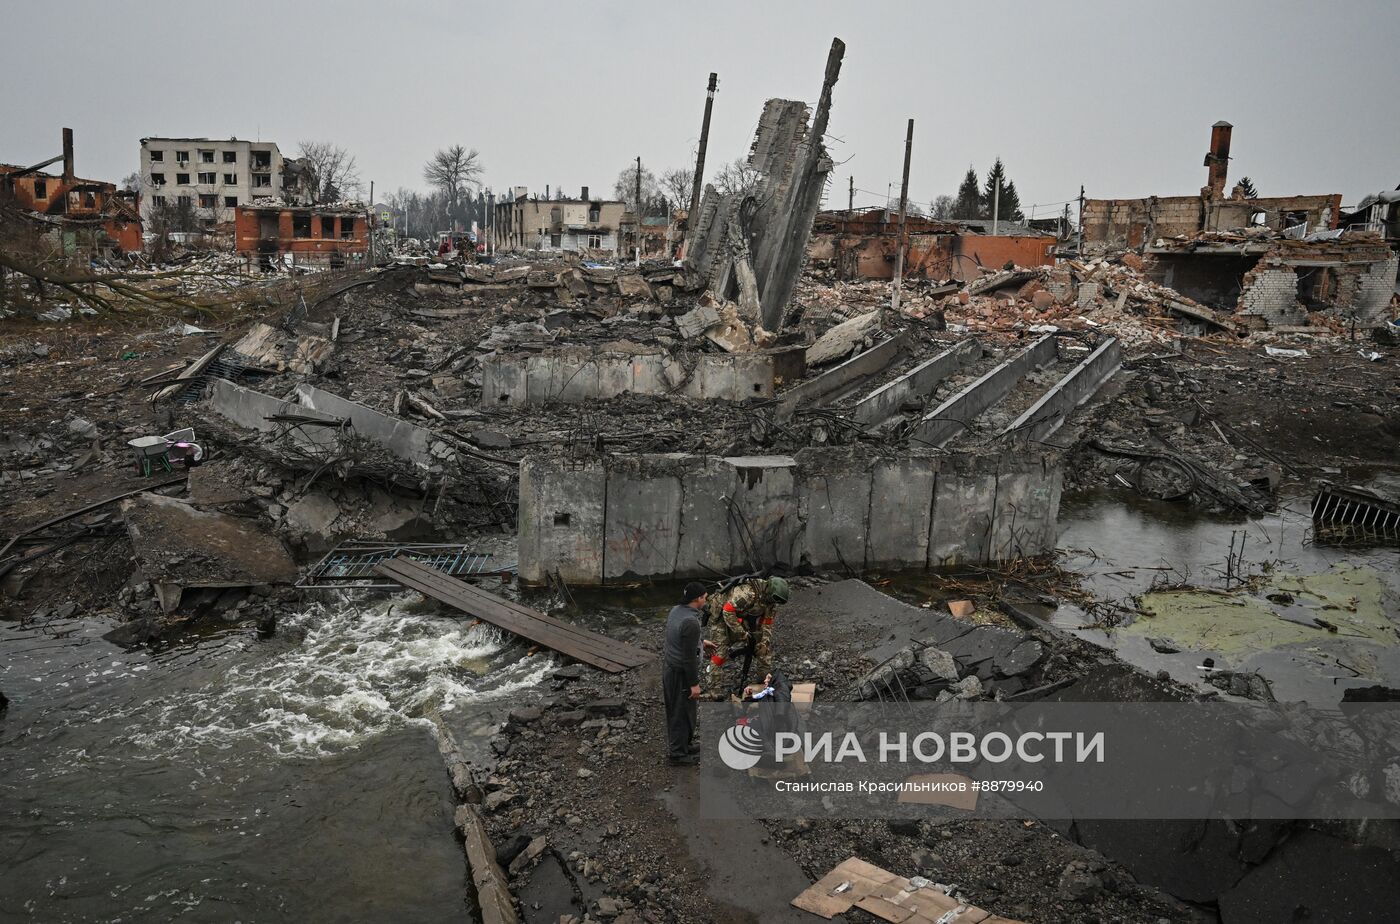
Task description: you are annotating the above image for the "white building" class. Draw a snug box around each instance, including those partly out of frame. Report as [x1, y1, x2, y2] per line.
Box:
[138, 137, 286, 228]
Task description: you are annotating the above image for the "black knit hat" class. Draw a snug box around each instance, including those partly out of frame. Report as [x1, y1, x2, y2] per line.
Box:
[681, 581, 709, 604]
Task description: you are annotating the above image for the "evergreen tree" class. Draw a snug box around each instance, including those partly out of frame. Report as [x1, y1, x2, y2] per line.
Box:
[981, 159, 1024, 223]
[953, 167, 982, 219]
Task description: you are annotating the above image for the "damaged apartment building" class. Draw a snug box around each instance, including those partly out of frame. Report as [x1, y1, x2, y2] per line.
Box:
[490, 187, 626, 254]
[1081, 121, 1399, 326]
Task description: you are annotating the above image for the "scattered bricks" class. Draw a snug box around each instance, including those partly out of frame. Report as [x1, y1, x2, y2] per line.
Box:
[1032, 290, 1057, 311]
[957, 290, 971, 304]
[948, 600, 975, 618]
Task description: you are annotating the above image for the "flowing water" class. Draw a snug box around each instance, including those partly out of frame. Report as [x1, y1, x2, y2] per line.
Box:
[0, 594, 552, 923]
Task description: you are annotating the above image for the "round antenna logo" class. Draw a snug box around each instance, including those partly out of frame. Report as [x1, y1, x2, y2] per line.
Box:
[717, 722, 765, 770]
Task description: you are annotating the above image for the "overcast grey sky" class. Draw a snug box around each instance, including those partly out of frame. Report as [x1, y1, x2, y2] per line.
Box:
[4, 1, 1398, 210]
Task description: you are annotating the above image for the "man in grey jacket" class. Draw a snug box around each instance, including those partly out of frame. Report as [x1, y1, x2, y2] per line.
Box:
[662, 581, 714, 765]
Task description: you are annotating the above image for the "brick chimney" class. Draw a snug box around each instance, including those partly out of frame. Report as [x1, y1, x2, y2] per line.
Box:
[1203, 120, 1232, 200]
[61, 127, 74, 183]
[581, 186, 589, 201]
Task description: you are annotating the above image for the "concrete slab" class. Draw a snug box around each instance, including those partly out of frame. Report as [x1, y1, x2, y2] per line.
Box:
[294, 384, 449, 470]
[799, 451, 872, 571]
[603, 469, 682, 580]
[518, 459, 606, 585]
[929, 454, 998, 566]
[1003, 337, 1122, 444]
[723, 455, 802, 571]
[121, 494, 297, 612]
[852, 339, 981, 426]
[914, 334, 1058, 447]
[866, 455, 937, 568]
[675, 457, 738, 578]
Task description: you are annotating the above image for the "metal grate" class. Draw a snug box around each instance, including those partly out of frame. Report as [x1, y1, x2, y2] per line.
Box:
[1311, 482, 1400, 543]
[177, 349, 267, 404]
[299, 541, 514, 588]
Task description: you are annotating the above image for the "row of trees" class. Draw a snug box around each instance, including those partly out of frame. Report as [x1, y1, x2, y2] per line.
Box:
[931, 159, 1025, 222]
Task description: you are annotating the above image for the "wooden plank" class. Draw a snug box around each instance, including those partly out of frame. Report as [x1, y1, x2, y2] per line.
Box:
[373, 556, 652, 672]
[376, 560, 648, 666]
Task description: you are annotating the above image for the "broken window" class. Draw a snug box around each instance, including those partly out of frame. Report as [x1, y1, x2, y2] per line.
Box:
[589, 205, 601, 222]
[152, 194, 166, 207]
[202, 219, 215, 231]
[223, 173, 237, 184]
[32, 179, 47, 199]
[253, 174, 272, 188]
[340, 217, 356, 240]
[198, 194, 216, 208]
[293, 214, 312, 238]
[223, 150, 237, 163]
[176, 173, 190, 185]
[151, 173, 166, 186]
[175, 150, 189, 164]
[252, 152, 271, 169]
[224, 196, 238, 208]
[149, 150, 163, 162]
[199, 149, 214, 163]
[551, 233, 561, 248]
[553, 512, 571, 526]
[198, 172, 216, 184]
[177, 195, 192, 207]
[320, 216, 334, 238]
[588, 233, 602, 249]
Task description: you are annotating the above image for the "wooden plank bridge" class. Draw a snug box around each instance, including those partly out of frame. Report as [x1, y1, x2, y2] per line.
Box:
[373, 555, 652, 673]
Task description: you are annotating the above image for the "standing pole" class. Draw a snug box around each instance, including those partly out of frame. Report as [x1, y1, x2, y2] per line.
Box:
[367, 179, 375, 265]
[1076, 184, 1086, 254]
[890, 119, 914, 317]
[687, 73, 718, 223]
[635, 154, 642, 265]
[992, 179, 1000, 236]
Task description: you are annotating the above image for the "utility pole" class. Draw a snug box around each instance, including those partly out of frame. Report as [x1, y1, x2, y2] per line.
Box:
[891, 119, 914, 317]
[1077, 184, 1086, 254]
[848, 176, 855, 215]
[367, 179, 375, 265]
[635, 154, 642, 265]
[687, 72, 718, 224]
[992, 179, 1000, 236]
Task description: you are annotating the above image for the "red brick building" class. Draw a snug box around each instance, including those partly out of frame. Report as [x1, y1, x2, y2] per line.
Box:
[0, 129, 143, 254]
[234, 202, 369, 269]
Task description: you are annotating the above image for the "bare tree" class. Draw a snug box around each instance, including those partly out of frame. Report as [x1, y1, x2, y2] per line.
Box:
[712, 157, 763, 198]
[424, 145, 483, 229]
[930, 194, 955, 220]
[120, 172, 141, 193]
[297, 141, 362, 203]
[659, 167, 695, 212]
[614, 162, 661, 216]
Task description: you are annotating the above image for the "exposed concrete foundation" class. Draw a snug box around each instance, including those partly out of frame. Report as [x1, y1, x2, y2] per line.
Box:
[912, 334, 1059, 446]
[480, 346, 805, 407]
[1004, 337, 1123, 444]
[517, 447, 1062, 584]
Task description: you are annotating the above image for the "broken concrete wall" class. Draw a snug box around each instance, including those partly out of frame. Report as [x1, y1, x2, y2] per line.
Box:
[294, 384, 454, 471]
[517, 446, 1062, 584]
[480, 347, 804, 406]
[1238, 262, 1303, 324]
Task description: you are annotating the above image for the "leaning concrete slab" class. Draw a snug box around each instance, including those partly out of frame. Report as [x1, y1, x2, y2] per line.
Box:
[852, 338, 981, 426]
[913, 333, 1059, 447]
[295, 384, 452, 470]
[122, 494, 297, 612]
[774, 334, 909, 419]
[1003, 336, 1122, 444]
[207, 378, 342, 454]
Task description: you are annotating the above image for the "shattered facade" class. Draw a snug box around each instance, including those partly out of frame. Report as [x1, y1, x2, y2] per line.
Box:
[490, 187, 625, 254]
[234, 202, 370, 269]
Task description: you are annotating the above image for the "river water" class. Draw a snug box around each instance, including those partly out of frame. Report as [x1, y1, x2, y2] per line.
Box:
[0, 595, 550, 923]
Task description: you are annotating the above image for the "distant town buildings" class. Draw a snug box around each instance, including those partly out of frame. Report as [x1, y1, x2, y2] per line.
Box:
[0, 128, 142, 255]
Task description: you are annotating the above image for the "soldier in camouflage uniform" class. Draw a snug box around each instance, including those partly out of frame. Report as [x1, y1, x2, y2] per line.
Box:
[702, 576, 791, 699]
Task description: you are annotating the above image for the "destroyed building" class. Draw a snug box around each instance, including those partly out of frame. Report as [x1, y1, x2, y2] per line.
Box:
[234, 201, 370, 270]
[807, 206, 1057, 282]
[490, 186, 626, 254]
[139, 136, 293, 228]
[1081, 120, 1399, 327]
[1, 128, 143, 256]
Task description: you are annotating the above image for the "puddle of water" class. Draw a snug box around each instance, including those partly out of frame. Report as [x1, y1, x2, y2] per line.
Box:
[1057, 488, 1400, 707]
